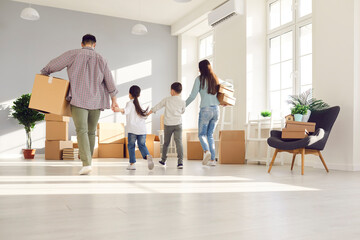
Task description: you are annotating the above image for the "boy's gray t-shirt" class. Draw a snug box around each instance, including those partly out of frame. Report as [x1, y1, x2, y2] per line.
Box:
[151, 95, 186, 126]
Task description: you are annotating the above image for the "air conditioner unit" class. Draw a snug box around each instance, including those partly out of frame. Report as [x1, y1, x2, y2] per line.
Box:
[208, 0, 244, 27]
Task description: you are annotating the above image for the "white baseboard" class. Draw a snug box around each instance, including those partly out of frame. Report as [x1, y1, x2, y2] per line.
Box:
[313, 162, 360, 171]
[0, 153, 45, 159]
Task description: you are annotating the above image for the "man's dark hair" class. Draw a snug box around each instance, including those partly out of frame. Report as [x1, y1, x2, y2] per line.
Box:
[171, 82, 182, 94]
[82, 34, 96, 45]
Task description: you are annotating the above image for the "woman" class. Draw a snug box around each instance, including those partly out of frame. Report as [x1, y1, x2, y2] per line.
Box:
[186, 59, 220, 166]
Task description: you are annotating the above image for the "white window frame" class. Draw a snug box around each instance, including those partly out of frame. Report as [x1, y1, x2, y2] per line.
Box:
[266, 0, 312, 112]
[198, 31, 214, 66]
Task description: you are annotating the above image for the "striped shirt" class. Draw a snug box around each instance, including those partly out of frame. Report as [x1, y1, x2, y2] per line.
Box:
[41, 47, 118, 110]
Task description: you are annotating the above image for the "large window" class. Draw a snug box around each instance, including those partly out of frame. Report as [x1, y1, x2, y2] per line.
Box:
[198, 32, 214, 66]
[267, 0, 312, 115]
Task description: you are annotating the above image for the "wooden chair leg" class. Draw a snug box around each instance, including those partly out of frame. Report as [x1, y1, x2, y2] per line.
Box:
[291, 153, 296, 171]
[301, 148, 305, 175]
[268, 149, 279, 173]
[318, 151, 329, 172]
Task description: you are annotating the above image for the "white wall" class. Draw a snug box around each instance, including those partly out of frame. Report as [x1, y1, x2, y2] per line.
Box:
[0, 1, 177, 157]
[313, 0, 360, 170]
[213, 14, 247, 129]
[246, 0, 267, 117]
[179, 34, 199, 130]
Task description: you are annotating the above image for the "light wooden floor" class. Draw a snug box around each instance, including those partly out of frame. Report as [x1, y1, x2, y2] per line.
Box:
[0, 157, 360, 240]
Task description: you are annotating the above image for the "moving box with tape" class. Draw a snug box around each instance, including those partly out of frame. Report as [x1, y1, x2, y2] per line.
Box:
[29, 74, 71, 116]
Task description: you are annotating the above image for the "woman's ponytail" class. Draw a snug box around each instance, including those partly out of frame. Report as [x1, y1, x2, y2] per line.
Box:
[129, 85, 148, 117]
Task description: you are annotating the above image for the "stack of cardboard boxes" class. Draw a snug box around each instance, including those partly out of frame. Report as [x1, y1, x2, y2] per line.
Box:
[217, 85, 236, 106]
[282, 121, 316, 139]
[28, 74, 73, 160]
[97, 123, 125, 158]
[45, 114, 72, 160]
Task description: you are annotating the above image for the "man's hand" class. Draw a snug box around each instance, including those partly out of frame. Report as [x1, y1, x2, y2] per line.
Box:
[111, 96, 119, 112]
[147, 110, 153, 116]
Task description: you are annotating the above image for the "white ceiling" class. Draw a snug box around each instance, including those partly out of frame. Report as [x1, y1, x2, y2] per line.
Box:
[13, 0, 210, 25]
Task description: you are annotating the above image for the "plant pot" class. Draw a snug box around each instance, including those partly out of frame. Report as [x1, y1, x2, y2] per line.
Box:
[23, 149, 36, 159]
[294, 114, 303, 122]
[302, 110, 311, 122]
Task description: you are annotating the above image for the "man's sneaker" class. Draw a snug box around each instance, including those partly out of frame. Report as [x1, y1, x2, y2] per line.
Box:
[159, 160, 166, 167]
[202, 151, 211, 165]
[177, 164, 183, 169]
[147, 155, 154, 170]
[79, 166, 92, 175]
[207, 160, 216, 167]
[127, 164, 136, 170]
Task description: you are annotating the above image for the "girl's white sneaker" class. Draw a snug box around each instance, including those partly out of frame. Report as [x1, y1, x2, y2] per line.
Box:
[147, 155, 154, 170]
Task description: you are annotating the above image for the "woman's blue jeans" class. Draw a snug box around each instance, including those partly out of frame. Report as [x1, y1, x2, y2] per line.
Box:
[128, 133, 150, 163]
[198, 106, 219, 160]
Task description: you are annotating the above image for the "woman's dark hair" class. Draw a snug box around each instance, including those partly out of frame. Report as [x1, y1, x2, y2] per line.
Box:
[199, 59, 219, 95]
[129, 85, 148, 117]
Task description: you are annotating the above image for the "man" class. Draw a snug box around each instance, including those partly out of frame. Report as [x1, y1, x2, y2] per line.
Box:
[41, 34, 119, 175]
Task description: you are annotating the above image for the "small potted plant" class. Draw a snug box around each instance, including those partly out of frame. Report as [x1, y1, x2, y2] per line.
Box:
[291, 104, 309, 122]
[287, 89, 329, 121]
[261, 111, 272, 118]
[10, 94, 45, 159]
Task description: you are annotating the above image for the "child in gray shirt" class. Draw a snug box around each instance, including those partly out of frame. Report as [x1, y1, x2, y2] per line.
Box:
[148, 82, 186, 169]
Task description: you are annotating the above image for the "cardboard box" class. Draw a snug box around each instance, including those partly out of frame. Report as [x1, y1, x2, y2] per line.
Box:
[285, 121, 316, 133]
[153, 140, 161, 158]
[217, 93, 236, 106]
[218, 130, 245, 164]
[186, 132, 203, 160]
[46, 121, 68, 141]
[45, 140, 73, 160]
[281, 129, 309, 139]
[98, 143, 124, 158]
[219, 85, 234, 97]
[160, 115, 165, 130]
[187, 141, 203, 160]
[93, 147, 99, 158]
[97, 123, 125, 144]
[125, 135, 161, 158]
[29, 74, 71, 116]
[45, 113, 70, 122]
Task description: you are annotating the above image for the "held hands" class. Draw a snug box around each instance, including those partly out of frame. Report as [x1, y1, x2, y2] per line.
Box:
[146, 110, 153, 116]
[113, 107, 125, 114]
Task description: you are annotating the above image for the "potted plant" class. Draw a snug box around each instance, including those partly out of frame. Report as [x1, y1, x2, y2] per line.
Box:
[291, 104, 309, 122]
[261, 111, 272, 118]
[287, 89, 329, 121]
[10, 94, 44, 159]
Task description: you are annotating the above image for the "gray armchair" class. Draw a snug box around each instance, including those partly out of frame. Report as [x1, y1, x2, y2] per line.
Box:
[267, 106, 340, 175]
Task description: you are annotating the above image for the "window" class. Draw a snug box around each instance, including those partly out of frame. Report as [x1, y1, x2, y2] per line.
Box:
[267, 0, 312, 115]
[198, 32, 214, 66]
